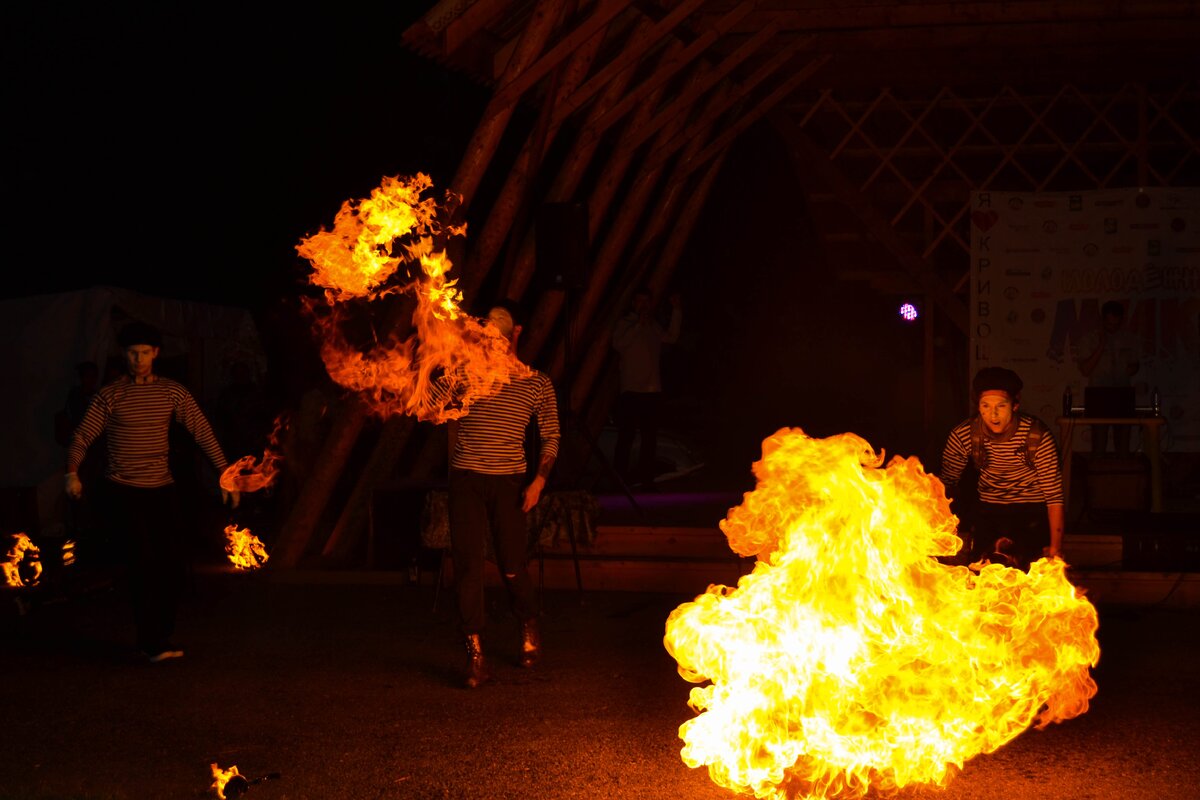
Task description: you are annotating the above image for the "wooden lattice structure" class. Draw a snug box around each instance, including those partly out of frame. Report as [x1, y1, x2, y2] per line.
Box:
[274, 0, 1200, 566]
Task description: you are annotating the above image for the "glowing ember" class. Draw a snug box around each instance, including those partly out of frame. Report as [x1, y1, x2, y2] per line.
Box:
[61, 539, 76, 567]
[296, 173, 526, 423]
[224, 526, 269, 570]
[664, 429, 1099, 800]
[210, 762, 241, 799]
[220, 415, 287, 494]
[3, 532, 42, 588]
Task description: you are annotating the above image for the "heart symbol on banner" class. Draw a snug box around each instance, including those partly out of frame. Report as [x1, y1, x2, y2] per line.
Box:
[972, 209, 999, 231]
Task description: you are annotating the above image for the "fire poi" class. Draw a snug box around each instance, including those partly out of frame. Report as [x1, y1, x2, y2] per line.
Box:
[664, 428, 1100, 800]
[219, 414, 287, 495]
[217, 416, 286, 568]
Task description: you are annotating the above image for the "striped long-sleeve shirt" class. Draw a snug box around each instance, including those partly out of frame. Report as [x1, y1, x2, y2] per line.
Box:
[939, 413, 1063, 506]
[67, 377, 228, 488]
[446, 366, 560, 476]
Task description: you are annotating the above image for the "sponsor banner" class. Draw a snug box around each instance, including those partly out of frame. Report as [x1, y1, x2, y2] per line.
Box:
[970, 189, 1200, 452]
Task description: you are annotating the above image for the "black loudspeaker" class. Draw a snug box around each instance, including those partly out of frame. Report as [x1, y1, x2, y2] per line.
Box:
[536, 202, 589, 291]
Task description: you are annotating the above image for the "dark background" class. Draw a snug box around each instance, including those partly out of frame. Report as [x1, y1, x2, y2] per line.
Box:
[6, 4, 950, 485]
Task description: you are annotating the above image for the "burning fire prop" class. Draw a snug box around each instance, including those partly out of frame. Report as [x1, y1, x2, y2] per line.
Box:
[3, 532, 41, 588]
[210, 762, 279, 798]
[220, 415, 287, 495]
[224, 526, 269, 571]
[217, 416, 286, 569]
[295, 172, 526, 423]
[664, 429, 1100, 800]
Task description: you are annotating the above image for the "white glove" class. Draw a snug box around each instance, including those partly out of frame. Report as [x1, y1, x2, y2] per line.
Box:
[65, 472, 83, 499]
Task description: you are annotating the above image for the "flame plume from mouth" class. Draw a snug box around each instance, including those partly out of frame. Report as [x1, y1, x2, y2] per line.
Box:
[296, 173, 525, 423]
[664, 429, 1100, 800]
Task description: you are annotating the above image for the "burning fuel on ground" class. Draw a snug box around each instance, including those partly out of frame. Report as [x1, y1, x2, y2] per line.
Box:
[664, 428, 1100, 800]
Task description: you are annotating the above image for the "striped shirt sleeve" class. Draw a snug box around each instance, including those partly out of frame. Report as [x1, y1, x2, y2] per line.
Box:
[939, 420, 972, 489]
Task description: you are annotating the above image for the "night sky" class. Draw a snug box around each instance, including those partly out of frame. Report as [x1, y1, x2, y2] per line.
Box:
[7, 4, 949, 480]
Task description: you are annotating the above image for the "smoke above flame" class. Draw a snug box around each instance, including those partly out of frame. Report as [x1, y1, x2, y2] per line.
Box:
[664, 429, 1100, 800]
[296, 173, 526, 423]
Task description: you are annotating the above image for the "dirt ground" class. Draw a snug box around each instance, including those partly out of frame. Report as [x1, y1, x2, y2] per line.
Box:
[2, 564, 1198, 800]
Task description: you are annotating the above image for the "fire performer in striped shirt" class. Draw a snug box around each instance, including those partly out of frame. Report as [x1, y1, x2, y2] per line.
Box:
[436, 301, 560, 689]
[939, 367, 1064, 571]
[65, 321, 239, 662]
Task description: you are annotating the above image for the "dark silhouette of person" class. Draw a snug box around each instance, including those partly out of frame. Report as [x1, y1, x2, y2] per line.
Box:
[1077, 300, 1140, 455]
[611, 288, 681, 485]
[65, 321, 239, 662]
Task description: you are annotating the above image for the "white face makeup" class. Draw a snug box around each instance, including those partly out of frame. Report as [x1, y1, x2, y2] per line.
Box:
[978, 391, 1017, 435]
[487, 308, 515, 337]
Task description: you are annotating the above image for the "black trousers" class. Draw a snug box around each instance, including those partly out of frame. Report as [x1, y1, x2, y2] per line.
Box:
[100, 480, 185, 651]
[973, 501, 1049, 571]
[447, 469, 536, 635]
[613, 391, 662, 481]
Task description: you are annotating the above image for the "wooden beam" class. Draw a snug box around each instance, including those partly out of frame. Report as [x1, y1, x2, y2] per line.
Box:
[449, 0, 565, 211]
[273, 395, 368, 568]
[500, 36, 645, 303]
[518, 44, 687, 365]
[550, 0, 708, 127]
[458, 21, 608, 303]
[624, 21, 793, 153]
[445, 0, 523, 55]
[570, 151, 729, 417]
[580, 1, 757, 142]
[645, 46, 822, 174]
[670, 54, 830, 182]
[488, 0, 633, 109]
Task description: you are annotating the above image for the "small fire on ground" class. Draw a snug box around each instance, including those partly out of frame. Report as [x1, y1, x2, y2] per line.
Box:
[3, 532, 41, 588]
[209, 762, 240, 799]
[665, 429, 1100, 800]
[224, 526, 269, 571]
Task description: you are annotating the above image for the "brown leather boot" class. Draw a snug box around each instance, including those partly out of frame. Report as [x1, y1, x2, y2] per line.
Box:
[518, 618, 541, 668]
[464, 633, 489, 689]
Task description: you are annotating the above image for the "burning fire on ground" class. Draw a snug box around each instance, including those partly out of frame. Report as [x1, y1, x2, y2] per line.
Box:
[664, 429, 1100, 800]
[3, 532, 41, 588]
[210, 762, 241, 799]
[224, 526, 269, 571]
[295, 172, 526, 423]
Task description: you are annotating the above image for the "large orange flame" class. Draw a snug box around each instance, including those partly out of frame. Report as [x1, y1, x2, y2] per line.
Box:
[664, 429, 1099, 800]
[296, 173, 526, 423]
